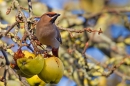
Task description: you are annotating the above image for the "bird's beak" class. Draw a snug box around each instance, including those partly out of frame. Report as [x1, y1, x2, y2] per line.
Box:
[50, 14, 60, 23]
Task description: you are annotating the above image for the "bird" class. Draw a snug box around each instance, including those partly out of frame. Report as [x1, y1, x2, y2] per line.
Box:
[36, 12, 62, 57]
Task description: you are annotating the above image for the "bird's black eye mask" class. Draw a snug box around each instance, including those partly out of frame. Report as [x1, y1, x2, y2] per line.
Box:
[47, 13, 60, 23]
[47, 14, 57, 17]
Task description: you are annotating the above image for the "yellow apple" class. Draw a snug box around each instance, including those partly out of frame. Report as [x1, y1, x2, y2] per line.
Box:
[26, 75, 46, 86]
[17, 54, 44, 76]
[38, 57, 64, 84]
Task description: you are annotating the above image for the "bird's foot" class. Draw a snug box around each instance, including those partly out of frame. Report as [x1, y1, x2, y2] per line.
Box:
[43, 51, 52, 58]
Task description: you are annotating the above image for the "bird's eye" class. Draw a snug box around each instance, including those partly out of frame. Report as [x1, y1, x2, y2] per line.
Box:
[47, 14, 56, 17]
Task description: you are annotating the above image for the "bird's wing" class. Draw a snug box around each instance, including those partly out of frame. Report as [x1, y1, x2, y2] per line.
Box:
[56, 27, 62, 44]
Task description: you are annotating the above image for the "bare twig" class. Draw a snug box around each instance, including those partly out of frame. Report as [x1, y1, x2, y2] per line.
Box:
[115, 70, 130, 80]
[4, 22, 18, 36]
[82, 42, 89, 54]
[104, 55, 130, 77]
[20, 6, 28, 10]
[28, 0, 33, 18]
[0, 48, 10, 66]
[84, 53, 130, 80]
[0, 47, 10, 86]
[13, 0, 31, 36]
[6, 5, 12, 15]
[58, 27, 102, 34]
[83, 7, 130, 19]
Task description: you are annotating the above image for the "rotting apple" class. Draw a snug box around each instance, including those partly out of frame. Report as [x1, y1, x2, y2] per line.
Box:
[17, 54, 44, 76]
[12, 49, 35, 69]
[17, 70, 33, 78]
[38, 57, 64, 84]
[22, 50, 35, 59]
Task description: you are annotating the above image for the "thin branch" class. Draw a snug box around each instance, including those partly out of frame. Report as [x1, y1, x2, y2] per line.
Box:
[84, 53, 130, 80]
[104, 55, 130, 77]
[115, 70, 130, 80]
[6, 5, 12, 15]
[1, 65, 8, 86]
[13, 0, 31, 36]
[85, 54, 102, 66]
[58, 27, 102, 34]
[82, 42, 89, 54]
[20, 6, 28, 10]
[83, 7, 130, 19]
[0, 48, 10, 65]
[0, 48, 10, 86]
[28, 0, 33, 18]
[4, 21, 18, 36]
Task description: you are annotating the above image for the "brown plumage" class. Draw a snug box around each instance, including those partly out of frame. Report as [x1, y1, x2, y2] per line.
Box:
[36, 12, 62, 57]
